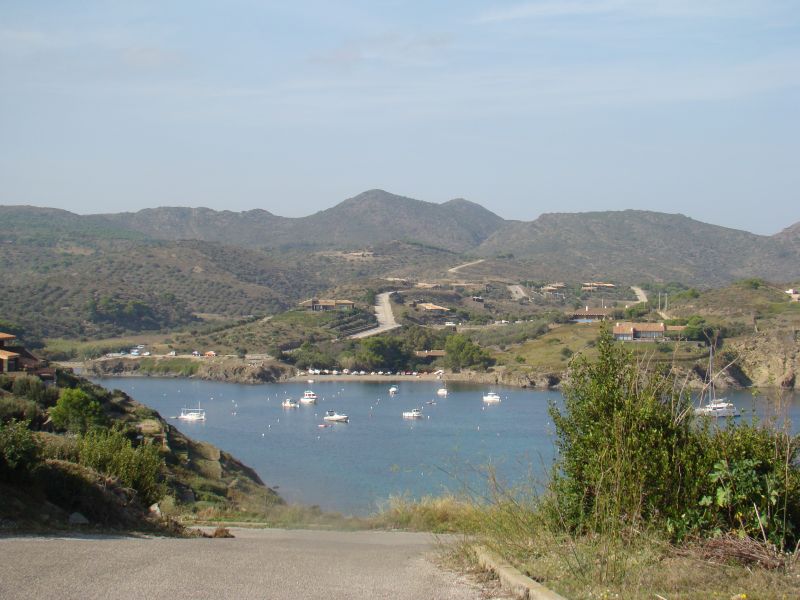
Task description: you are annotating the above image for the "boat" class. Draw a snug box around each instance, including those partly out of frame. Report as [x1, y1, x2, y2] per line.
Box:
[323, 410, 349, 423]
[300, 390, 317, 404]
[402, 408, 423, 419]
[482, 392, 501, 403]
[177, 406, 206, 421]
[436, 385, 448, 397]
[695, 345, 740, 418]
[389, 386, 398, 396]
[281, 398, 299, 408]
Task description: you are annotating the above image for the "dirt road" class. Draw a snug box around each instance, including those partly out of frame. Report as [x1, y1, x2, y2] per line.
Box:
[0, 528, 491, 600]
[447, 258, 485, 274]
[507, 284, 529, 301]
[350, 291, 401, 339]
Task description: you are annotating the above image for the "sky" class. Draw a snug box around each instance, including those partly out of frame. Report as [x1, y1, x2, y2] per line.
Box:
[1, 1, 799, 234]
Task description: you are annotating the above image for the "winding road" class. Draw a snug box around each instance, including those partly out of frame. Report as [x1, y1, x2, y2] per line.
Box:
[0, 528, 494, 600]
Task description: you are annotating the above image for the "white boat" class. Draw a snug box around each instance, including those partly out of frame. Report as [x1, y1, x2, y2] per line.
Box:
[436, 386, 448, 397]
[402, 408, 423, 419]
[389, 386, 398, 396]
[482, 392, 501, 403]
[323, 410, 349, 423]
[282, 398, 299, 408]
[300, 390, 317, 404]
[696, 399, 739, 418]
[177, 406, 206, 421]
[695, 345, 740, 419]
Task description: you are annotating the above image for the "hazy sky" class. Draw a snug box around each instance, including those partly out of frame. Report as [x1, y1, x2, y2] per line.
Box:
[1, 1, 798, 234]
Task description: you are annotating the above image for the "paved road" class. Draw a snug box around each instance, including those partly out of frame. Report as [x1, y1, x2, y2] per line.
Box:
[0, 528, 490, 600]
[630, 286, 648, 304]
[349, 292, 401, 339]
[447, 259, 485, 274]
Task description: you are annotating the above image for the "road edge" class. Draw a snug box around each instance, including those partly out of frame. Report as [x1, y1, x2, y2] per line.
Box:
[474, 546, 567, 600]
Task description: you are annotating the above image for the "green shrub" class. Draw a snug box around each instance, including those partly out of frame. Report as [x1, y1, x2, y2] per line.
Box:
[10, 375, 57, 406]
[37, 432, 79, 462]
[0, 396, 41, 424]
[49, 388, 106, 434]
[550, 326, 800, 549]
[77, 429, 165, 506]
[0, 419, 40, 481]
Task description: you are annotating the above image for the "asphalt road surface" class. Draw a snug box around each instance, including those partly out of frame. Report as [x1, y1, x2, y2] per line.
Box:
[350, 291, 401, 339]
[0, 528, 490, 600]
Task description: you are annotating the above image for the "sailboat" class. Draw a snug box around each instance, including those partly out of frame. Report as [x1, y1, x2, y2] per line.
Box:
[695, 345, 739, 418]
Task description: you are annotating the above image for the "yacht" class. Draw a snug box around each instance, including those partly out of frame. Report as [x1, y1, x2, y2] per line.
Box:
[402, 408, 424, 419]
[482, 392, 501, 404]
[323, 410, 349, 423]
[177, 406, 206, 421]
[300, 390, 317, 404]
[695, 345, 740, 419]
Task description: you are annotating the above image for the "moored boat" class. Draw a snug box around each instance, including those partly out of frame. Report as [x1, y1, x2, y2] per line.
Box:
[482, 392, 501, 403]
[323, 410, 349, 423]
[300, 390, 317, 404]
[282, 398, 299, 408]
[177, 406, 206, 421]
[402, 408, 423, 419]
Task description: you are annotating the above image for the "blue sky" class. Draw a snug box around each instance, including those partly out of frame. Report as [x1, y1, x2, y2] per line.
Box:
[1, 1, 798, 234]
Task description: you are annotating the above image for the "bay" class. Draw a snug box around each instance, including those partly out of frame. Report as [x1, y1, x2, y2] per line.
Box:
[91, 377, 798, 515]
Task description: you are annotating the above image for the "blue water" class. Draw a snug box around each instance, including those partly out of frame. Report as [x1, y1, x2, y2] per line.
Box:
[90, 378, 799, 515]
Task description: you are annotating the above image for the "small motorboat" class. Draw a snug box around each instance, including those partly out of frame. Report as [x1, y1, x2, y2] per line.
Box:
[436, 387, 448, 397]
[482, 392, 501, 404]
[402, 408, 423, 419]
[300, 390, 317, 404]
[282, 398, 299, 408]
[425, 400, 437, 405]
[389, 386, 398, 396]
[317, 423, 332, 428]
[177, 406, 206, 421]
[323, 410, 349, 423]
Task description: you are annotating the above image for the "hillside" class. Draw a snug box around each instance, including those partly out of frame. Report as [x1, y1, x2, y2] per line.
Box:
[0, 228, 327, 340]
[476, 210, 800, 285]
[0, 370, 281, 531]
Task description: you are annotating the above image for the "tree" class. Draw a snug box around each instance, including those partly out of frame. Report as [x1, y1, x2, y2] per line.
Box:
[443, 334, 493, 371]
[50, 388, 105, 434]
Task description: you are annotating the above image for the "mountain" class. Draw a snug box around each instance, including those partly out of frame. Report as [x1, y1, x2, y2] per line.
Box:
[476, 210, 800, 285]
[284, 190, 505, 252]
[88, 189, 506, 252]
[95, 207, 293, 247]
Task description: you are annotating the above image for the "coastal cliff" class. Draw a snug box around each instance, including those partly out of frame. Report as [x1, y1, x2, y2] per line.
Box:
[85, 356, 292, 384]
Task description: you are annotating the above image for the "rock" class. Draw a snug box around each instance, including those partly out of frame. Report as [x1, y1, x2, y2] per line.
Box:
[68, 512, 89, 525]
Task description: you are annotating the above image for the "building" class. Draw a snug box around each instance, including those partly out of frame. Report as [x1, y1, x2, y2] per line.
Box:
[299, 298, 355, 312]
[0, 331, 50, 379]
[0, 332, 20, 373]
[417, 302, 450, 315]
[786, 289, 800, 302]
[569, 307, 613, 321]
[612, 322, 685, 341]
[414, 350, 447, 358]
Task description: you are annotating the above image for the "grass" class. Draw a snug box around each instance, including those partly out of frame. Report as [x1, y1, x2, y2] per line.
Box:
[137, 357, 200, 377]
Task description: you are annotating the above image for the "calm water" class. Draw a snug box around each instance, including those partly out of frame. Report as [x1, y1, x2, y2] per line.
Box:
[91, 378, 799, 515]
